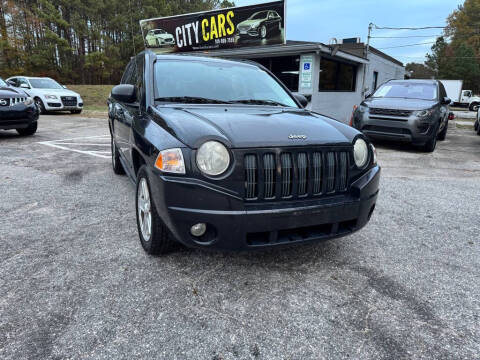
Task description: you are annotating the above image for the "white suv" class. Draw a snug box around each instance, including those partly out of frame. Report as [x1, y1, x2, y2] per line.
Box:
[6, 76, 83, 114]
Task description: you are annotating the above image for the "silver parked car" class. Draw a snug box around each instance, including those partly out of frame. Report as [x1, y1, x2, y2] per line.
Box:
[352, 80, 451, 152]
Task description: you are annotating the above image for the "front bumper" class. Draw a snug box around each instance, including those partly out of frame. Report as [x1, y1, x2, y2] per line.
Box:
[0, 104, 39, 129]
[44, 100, 83, 111]
[237, 28, 260, 37]
[148, 165, 380, 251]
[353, 111, 437, 145]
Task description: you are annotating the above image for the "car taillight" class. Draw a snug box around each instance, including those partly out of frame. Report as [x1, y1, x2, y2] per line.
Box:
[448, 113, 455, 120]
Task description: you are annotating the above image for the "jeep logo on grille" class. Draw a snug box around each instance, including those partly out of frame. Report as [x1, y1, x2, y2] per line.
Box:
[0, 99, 8, 106]
[288, 134, 307, 140]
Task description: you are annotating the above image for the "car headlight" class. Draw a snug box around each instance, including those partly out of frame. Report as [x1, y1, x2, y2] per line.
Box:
[196, 141, 230, 176]
[23, 97, 34, 106]
[357, 104, 368, 113]
[414, 109, 434, 117]
[44, 95, 58, 99]
[154, 148, 185, 174]
[353, 138, 369, 168]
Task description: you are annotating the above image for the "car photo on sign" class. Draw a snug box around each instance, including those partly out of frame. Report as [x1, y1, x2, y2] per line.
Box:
[236, 10, 283, 40]
[144, 28, 175, 48]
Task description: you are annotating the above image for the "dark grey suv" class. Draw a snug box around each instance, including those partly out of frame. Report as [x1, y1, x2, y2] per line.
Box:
[352, 80, 451, 152]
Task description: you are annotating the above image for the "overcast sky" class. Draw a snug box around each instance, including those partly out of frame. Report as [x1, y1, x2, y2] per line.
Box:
[234, 0, 464, 65]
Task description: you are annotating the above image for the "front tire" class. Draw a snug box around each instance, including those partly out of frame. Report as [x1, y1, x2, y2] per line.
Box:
[422, 124, 438, 152]
[16, 122, 37, 136]
[437, 120, 448, 141]
[34, 98, 46, 114]
[260, 25, 267, 39]
[111, 135, 125, 175]
[136, 166, 175, 255]
[469, 102, 479, 112]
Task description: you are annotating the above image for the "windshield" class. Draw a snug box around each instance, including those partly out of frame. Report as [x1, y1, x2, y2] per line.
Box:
[154, 29, 166, 34]
[249, 11, 267, 20]
[29, 78, 63, 89]
[154, 60, 298, 108]
[373, 82, 437, 101]
[0, 78, 7, 87]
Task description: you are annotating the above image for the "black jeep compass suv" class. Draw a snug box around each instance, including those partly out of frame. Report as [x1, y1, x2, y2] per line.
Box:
[0, 77, 39, 135]
[108, 51, 380, 254]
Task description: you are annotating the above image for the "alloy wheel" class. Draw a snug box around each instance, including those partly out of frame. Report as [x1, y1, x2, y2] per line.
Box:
[137, 178, 152, 242]
[261, 26, 267, 38]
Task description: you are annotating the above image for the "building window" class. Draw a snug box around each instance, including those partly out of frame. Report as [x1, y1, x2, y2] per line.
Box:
[319, 58, 357, 92]
[251, 56, 300, 92]
[372, 71, 379, 92]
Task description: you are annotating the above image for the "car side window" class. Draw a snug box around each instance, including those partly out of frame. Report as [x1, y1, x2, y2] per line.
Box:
[121, 61, 134, 85]
[8, 78, 17, 86]
[18, 78, 29, 88]
[438, 82, 447, 100]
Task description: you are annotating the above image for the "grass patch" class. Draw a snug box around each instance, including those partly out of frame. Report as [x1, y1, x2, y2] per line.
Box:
[66, 85, 112, 112]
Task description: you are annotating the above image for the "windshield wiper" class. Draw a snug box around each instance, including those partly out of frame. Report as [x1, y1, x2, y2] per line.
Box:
[229, 99, 291, 107]
[154, 96, 232, 104]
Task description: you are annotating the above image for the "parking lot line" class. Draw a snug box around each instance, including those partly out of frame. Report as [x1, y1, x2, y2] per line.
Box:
[38, 135, 111, 159]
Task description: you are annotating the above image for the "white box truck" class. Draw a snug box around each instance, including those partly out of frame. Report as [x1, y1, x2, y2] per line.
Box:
[439, 80, 480, 111]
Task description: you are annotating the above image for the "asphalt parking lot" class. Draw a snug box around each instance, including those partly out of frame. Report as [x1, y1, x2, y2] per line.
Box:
[1, 114, 479, 360]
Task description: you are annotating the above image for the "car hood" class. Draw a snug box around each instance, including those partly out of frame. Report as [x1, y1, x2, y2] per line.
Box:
[0, 87, 25, 97]
[151, 105, 359, 149]
[364, 97, 437, 110]
[33, 88, 80, 97]
[238, 19, 263, 27]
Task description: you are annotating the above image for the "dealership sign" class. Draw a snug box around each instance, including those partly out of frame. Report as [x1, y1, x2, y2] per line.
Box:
[140, 1, 285, 53]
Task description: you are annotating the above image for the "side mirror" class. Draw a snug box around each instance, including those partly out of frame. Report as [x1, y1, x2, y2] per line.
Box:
[20, 83, 30, 89]
[62, 85, 67, 89]
[442, 97, 451, 105]
[293, 93, 308, 108]
[111, 84, 136, 103]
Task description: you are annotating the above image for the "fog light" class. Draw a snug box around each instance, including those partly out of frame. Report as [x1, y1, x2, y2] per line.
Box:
[190, 223, 207, 237]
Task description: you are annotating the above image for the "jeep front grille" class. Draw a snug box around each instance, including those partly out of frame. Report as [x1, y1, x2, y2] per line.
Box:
[244, 148, 350, 201]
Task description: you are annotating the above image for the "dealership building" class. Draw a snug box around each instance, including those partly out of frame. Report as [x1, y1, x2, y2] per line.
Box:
[201, 39, 406, 123]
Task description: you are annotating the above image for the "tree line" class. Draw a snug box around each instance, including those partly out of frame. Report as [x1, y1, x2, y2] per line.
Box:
[406, 0, 480, 92]
[0, 0, 234, 84]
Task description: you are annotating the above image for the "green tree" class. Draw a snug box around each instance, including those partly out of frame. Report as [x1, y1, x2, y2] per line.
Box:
[425, 0, 480, 92]
[405, 62, 435, 79]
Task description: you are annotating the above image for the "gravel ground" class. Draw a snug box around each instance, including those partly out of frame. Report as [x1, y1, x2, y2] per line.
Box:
[1, 114, 479, 360]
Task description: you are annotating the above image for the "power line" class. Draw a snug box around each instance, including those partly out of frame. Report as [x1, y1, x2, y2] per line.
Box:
[377, 41, 437, 49]
[373, 25, 446, 30]
[371, 35, 444, 39]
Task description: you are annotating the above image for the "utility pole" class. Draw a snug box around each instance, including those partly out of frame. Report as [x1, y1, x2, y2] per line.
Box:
[361, 23, 374, 97]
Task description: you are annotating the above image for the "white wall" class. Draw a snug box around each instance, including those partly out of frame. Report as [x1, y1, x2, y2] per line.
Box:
[365, 52, 405, 94]
[310, 57, 364, 123]
[308, 51, 405, 124]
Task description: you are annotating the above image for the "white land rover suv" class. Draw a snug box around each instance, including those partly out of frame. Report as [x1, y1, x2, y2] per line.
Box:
[6, 76, 83, 114]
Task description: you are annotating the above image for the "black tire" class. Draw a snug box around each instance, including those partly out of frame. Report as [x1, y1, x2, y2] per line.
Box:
[16, 122, 37, 136]
[437, 120, 448, 141]
[71, 110, 82, 114]
[469, 102, 479, 112]
[474, 119, 479, 132]
[260, 25, 267, 39]
[136, 166, 175, 255]
[422, 124, 438, 152]
[34, 98, 46, 114]
[111, 135, 125, 175]
[477, 121, 480, 135]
